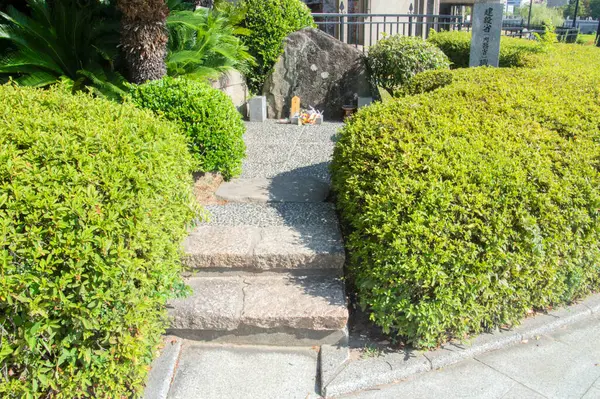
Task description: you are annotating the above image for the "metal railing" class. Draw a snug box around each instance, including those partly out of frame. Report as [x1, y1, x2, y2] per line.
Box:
[312, 13, 555, 49]
[312, 13, 465, 49]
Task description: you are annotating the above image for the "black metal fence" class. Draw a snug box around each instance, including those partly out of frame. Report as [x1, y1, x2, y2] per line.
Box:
[312, 13, 568, 49]
[312, 13, 465, 48]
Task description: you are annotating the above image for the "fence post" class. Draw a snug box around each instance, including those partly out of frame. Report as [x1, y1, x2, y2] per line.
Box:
[340, 14, 345, 43]
[408, 15, 413, 36]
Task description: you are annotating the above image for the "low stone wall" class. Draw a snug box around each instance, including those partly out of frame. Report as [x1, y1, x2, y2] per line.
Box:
[210, 70, 248, 117]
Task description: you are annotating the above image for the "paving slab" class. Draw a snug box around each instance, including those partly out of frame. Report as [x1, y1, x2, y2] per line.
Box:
[168, 343, 320, 399]
[216, 176, 330, 203]
[183, 226, 260, 269]
[324, 351, 431, 397]
[582, 386, 600, 399]
[183, 224, 344, 271]
[475, 332, 600, 399]
[167, 275, 348, 345]
[241, 275, 348, 330]
[167, 277, 244, 331]
[343, 359, 534, 399]
[424, 328, 521, 370]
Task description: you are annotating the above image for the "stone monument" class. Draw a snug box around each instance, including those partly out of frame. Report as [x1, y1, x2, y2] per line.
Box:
[469, 0, 503, 67]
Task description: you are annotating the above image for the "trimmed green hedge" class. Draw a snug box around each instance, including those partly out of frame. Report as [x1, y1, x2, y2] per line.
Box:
[428, 30, 545, 68]
[129, 77, 246, 180]
[367, 35, 450, 96]
[239, 0, 315, 93]
[331, 45, 600, 347]
[394, 69, 453, 97]
[0, 84, 198, 396]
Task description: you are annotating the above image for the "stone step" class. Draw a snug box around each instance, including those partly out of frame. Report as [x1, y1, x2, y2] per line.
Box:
[215, 176, 330, 203]
[167, 274, 349, 346]
[184, 203, 345, 272]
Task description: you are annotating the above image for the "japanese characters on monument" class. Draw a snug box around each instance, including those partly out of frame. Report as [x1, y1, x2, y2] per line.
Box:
[469, 0, 504, 67]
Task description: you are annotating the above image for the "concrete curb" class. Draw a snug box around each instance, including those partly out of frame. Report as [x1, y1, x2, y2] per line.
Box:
[143, 336, 183, 399]
[320, 293, 600, 398]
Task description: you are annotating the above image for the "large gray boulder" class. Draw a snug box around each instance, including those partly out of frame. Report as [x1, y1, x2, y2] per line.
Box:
[264, 28, 372, 121]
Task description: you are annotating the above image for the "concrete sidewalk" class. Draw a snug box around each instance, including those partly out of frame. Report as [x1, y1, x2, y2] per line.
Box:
[347, 315, 600, 399]
[146, 305, 600, 399]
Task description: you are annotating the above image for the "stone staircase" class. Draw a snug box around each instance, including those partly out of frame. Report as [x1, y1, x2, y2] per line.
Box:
[166, 123, 349, 346]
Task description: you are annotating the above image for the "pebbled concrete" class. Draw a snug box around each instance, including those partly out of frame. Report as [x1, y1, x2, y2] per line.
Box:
[168, 343, 320, 399]
[143, 336, 182, 399]
[183, 224, 345, 271]
[204, 202, 339, 228]
[240, 120, 341, 182]
[216, 176, 330, 203]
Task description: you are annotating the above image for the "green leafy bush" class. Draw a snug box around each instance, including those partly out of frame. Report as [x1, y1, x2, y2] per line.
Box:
[129, 77, 246, 179]
[238, 0, 315, 93]
[394, 69, 453, 97]
[331, 45, 600, 348]
[166, 7, 255, 80]
[367, 35, 450, 96]
[428, 31, 545, 68]
[0, 0, 127, 99]
[0, 84, 198, 396]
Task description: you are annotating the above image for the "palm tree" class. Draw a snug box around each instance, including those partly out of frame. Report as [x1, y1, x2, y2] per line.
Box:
[117, 0, 170, 83]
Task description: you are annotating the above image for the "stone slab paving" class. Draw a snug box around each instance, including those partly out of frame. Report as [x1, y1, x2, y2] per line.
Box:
[216, 176, 330, 203]
[342, 313, 600, 399]
[167, 275, 348, 335]
[168, 343, 321, 399]
[183, 224, 344, 271]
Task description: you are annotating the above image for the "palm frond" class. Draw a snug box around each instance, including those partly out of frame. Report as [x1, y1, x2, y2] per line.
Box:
[166, 7, 255, 80]
[0, 0, 121, 94]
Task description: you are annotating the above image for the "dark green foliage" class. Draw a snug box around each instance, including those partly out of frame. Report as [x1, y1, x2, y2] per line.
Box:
[166, 7, 254, 80]
[331, 45, 600, 348]
[428, 31, 545, 68]
[0, 84, 198, 396]
[367, 35, 450, 96]
[238, 0, 315, 93]
[394, 69, 453, 97]
[129, 77, 246, 179]
[0, 0, 127, 99]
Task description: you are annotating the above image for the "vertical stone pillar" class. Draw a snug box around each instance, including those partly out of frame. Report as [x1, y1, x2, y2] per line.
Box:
[469, 0, 503, 67]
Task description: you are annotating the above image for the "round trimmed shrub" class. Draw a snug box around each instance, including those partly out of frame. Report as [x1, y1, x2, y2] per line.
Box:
[367, 35, 450, 96]
[427, 30, 545, 68]
[394, 69, 453, 97]
[0, 84, 198, 397]
[129, 77, 246, 180]
[239, 0, 315, 93]
[331, 62, 600, 348]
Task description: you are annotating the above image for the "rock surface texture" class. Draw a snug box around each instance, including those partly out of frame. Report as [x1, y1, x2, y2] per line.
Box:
[264, 28, 372, 120]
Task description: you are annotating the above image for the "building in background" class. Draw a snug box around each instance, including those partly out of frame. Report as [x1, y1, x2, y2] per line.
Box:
[304, 0, 474, 46]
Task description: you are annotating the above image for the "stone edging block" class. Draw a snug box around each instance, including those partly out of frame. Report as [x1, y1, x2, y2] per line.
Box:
[143, 336, 183, 399]
[320, 293, 600, 398]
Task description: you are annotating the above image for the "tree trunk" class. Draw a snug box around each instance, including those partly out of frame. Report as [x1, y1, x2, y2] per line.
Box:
[117, 0, 169, 83]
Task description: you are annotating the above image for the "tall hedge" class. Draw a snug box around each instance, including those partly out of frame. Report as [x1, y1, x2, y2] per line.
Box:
[239, 0, 315, 93]
[0, 85, 198, 397]
[129, 77, 246, 180]
[331, 46, 600, 348]
[427, 30, 545, 68]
